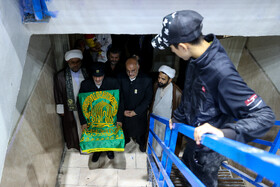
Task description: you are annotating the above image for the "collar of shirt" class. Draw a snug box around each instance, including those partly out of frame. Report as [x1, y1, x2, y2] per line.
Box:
[95, 83, 102, 89]
[70, 69, 81, 86]
[129, 77, 136, 82]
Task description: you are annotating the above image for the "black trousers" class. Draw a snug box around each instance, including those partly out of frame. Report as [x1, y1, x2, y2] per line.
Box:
[182, 138, 226, 187]
[124, 132, 146, 147]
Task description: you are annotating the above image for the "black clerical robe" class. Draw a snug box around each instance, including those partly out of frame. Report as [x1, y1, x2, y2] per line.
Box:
[53, 69, 82, 150]
[118, 72, 153, 138]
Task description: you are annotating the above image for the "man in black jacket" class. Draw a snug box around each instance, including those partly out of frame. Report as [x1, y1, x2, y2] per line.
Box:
[118, 56, 153, 152]
[151, 10, 275, 186]
[77, 62, 123, 162]
[104, 47, 124, 78]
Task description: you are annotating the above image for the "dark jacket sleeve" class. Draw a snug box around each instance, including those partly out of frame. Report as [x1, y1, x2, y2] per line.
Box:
[117, 93, 124, 123]
[218, 74, 275, 143]
[134, 77, 153, 115]
[113, 78, 124, 123]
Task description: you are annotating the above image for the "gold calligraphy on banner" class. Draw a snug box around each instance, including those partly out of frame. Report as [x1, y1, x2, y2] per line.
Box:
[82, 91, 118, 125]
[80, 126, 124, 142]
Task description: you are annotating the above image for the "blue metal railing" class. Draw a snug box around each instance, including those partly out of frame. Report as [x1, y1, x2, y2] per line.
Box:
[147, 113, 280, 187]
[222, 121, 280, 187]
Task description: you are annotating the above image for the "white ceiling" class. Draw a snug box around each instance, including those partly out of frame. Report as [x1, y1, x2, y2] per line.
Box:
[24, 0, 280, 36]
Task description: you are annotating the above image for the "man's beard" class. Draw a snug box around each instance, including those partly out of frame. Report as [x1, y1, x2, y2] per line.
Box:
[110, 61, 118, 65]
[158, 81, 169, 88]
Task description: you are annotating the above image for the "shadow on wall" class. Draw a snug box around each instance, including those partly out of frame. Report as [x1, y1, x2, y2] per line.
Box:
[16, 35, 52, 116]
[1, 35, 64, 186]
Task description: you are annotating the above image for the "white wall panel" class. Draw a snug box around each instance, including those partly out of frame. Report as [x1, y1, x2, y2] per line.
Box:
[220, 37, 247, 68]
[247, 37, 280, 92]
[0, 0, 31, 181]
[0, 17, 24, 182]
[25, 0, 280, 36]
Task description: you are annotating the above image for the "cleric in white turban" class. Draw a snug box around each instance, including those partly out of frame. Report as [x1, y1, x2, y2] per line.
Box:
[65, 49, 83, 61]
[54, 49, 88, 152]
[158, 65, 175, 79]
[151, 64, 182, 158]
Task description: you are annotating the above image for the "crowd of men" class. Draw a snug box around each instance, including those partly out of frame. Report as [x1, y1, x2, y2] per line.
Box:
[53, 33, 183, 162]
[54, 10, 275, 187]
[54, 35, 159, 162]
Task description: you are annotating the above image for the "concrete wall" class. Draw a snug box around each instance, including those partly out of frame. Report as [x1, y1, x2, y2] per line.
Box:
[0, 1, 64, 183]
[220, 37, 247, 68]
[0, 47, 64, 187]
[246, 36, 280, 93]
[0, 0, 31, 179]
[16, 35, 52, 121]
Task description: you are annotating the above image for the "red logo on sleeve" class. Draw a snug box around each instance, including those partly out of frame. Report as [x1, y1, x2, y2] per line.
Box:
[202, 86, 206, 93]
[245, 94, 257, 106]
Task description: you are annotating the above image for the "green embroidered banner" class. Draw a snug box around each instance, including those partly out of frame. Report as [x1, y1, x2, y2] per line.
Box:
[79, 90, 124, 153]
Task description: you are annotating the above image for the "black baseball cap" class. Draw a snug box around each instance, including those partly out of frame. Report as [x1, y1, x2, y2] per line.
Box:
[89, 62, 105, 77]
[151, 10, 203, 50]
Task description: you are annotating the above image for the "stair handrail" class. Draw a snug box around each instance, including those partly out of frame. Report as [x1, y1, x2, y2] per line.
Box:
[147, 113, 280, 187]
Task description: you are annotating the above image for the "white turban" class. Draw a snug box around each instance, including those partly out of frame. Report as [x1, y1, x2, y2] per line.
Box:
[65, 49, 83, 61]
[158, 65, 176, 79]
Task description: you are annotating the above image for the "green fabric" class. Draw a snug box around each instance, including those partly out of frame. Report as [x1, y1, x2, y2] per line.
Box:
[79, 90, 124, 153]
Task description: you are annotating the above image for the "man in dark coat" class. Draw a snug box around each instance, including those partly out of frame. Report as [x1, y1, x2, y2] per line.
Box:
[77, 62, 123, 162]
[118, 56, 153, 152]
[54, 49, 88, 150]
[151, 10, 275, 186]
[104, 47, 125, 78]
